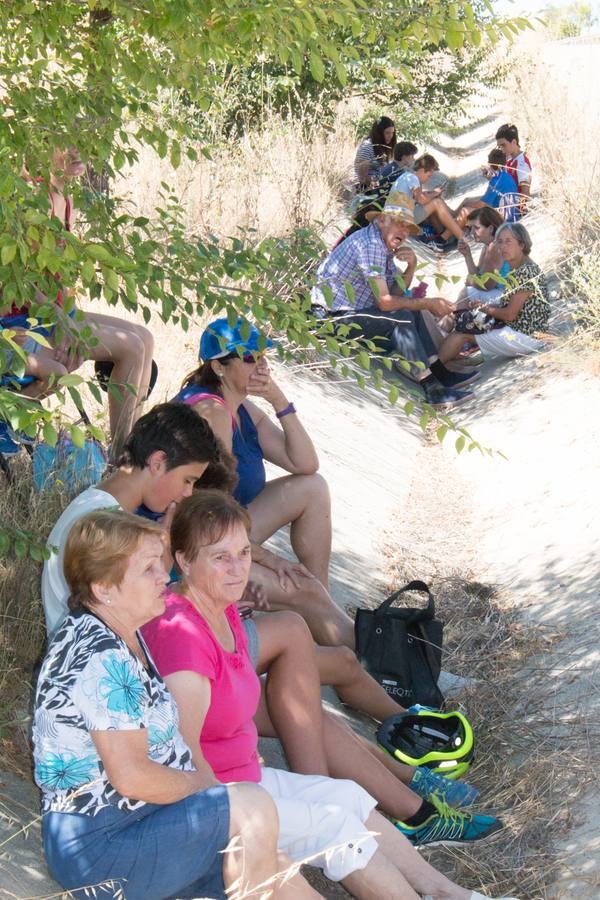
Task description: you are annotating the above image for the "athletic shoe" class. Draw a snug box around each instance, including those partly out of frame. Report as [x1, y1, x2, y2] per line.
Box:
[422, 382, 474, 410]
[409, 766, 480, 808]
[0, 421, 21, 456]
[437, 368, 480, 389]
[434, 235, 459, 252]
[395, 794, 503, 848]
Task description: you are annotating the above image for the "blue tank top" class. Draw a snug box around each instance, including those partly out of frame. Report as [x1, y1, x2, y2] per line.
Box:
[173, 385, 266, 507]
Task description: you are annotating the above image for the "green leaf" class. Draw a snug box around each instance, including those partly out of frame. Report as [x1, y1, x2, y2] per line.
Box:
[357, 350, 370, 371]
[455, 435, 466, 454]
[69, 425, 86, 449]
[309, 53, 325, 83]
[1, 242, 17, 265]
[43, 422, 58, 446]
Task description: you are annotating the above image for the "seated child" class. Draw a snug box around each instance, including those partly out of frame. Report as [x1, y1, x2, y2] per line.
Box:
[378, 140, 418, 194]
[391, 154, 464, 248]
[453, 149, 519, 227]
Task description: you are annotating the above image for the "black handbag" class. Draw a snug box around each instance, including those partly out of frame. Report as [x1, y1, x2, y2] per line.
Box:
[355, 580, 444, 708]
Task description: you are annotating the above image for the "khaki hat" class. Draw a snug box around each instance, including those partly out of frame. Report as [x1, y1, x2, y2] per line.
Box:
[365, 190, 421, 235]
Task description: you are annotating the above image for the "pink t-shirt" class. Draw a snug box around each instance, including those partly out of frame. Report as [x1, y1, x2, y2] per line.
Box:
[142, 591, 261, 783]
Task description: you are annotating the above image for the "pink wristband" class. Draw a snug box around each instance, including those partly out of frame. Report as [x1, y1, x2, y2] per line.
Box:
[275, 402, 296, 419]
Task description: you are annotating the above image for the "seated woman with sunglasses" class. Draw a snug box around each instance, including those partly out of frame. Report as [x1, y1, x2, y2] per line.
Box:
[172, 317, 354, 647]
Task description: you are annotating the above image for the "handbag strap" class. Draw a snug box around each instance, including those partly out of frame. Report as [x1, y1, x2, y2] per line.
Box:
[375, 580, 435, 619]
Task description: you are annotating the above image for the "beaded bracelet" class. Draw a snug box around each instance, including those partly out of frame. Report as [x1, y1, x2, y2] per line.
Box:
[275, 402, 296, 419]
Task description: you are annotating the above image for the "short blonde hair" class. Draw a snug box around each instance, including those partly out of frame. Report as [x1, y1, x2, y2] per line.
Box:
[64, 510, 163, 613]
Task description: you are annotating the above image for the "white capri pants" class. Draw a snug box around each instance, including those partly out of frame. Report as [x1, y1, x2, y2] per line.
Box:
[475, 325, 546, 359]
[259, 767, 378, 881]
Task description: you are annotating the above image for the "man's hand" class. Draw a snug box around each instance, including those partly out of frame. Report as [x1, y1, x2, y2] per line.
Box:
[394, 247, 417, 267]
[426, 297, 453, 317]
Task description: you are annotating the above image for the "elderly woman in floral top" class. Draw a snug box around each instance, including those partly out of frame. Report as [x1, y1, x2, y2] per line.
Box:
[438, 223, 551, 362]
[32, 510, 318, 900]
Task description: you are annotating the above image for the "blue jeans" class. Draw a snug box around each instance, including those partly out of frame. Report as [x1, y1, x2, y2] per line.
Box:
[43, 786, 230, 900]
[330, 306, 437, 377]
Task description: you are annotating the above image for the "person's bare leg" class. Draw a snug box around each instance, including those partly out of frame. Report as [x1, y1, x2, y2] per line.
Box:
[360, 810, 472, 900]
[254, 677, 421, 821]
[84, 313, 151, 451]
[273, 854, 323, 898]
[315, 646, 403, 721]
[438, 332, 476, 365]
[321, 713, 421, 821]
[248, 474, 332, 588]
[342, 849, 421, 900]
[223, 782, 283, 900]
[250, 562, 355, 648]
[254, 613, 328, 775]
[88, 311, 154, 401]
[19, 351, 68, 398]
[423, 198, 464, 241]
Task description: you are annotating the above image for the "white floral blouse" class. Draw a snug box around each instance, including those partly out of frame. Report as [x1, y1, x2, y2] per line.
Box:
[33, 612, 194, 816]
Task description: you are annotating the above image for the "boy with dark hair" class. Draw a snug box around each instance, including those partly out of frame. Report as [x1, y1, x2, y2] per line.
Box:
[42, 402, 230, 636]
[495, 122, 532, 211]
[378, 140, 419, 193]
[453, 148, 519, 226]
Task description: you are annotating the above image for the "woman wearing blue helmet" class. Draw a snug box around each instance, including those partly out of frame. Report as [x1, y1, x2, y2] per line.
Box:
[172, 317, 355, 648]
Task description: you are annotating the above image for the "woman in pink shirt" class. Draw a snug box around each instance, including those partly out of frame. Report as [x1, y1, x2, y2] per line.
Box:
[142, 491, 515, 900]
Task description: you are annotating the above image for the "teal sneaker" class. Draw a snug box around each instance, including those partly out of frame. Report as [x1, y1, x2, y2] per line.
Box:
[409, 766, 479, 808]
[395, 794, 502, 848]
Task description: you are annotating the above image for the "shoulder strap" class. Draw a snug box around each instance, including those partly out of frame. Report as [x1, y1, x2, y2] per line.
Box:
[375, 580, 434, 618]
[180, 390, 236, 432]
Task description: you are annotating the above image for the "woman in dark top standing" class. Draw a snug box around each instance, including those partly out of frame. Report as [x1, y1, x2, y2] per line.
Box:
[354, 116, 396, 190]
[172, 317, 355, 648]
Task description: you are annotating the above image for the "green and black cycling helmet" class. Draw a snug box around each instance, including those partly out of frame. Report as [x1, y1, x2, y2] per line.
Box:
[377, 707, 474, 780]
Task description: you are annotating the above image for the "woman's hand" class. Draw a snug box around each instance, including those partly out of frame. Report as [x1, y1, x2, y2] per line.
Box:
[237, 581, 270, 616]
[247, 360, 286, 408]
[458, 239, 472, 259]
[257, 547, 315, 592]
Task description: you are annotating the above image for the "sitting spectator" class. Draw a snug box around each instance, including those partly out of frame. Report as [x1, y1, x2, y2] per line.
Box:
[173, 317, 356, 646]
[390, 154, 464, 248]
[334, 140, 419, 246]
[0, 146, 154, 456]
[143, 490, 508, 898]
[33, 510, 315, 900]
[39, 403, 494, 850]
[458, 207, 510, 303]
[41, 402, 226, 638]
[453, 149, 520, 227]
[437, 223, 551, 362]
[353, 116, 396, 190]
[496, 123, 532, 216]
[378, 140, 419, 194]
[311, 191, 477, 408]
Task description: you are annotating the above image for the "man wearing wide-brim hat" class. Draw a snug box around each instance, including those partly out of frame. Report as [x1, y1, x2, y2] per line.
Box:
[310, 192, 477, 409]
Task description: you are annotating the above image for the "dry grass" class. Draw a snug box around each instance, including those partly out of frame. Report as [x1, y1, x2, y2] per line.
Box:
[508, 35, 600, 350]
[378, 443, 596, 900]
[0, 465, 75, 776]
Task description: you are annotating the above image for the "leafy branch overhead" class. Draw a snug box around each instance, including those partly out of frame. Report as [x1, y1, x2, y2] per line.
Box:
[0, 0, 526, 559]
